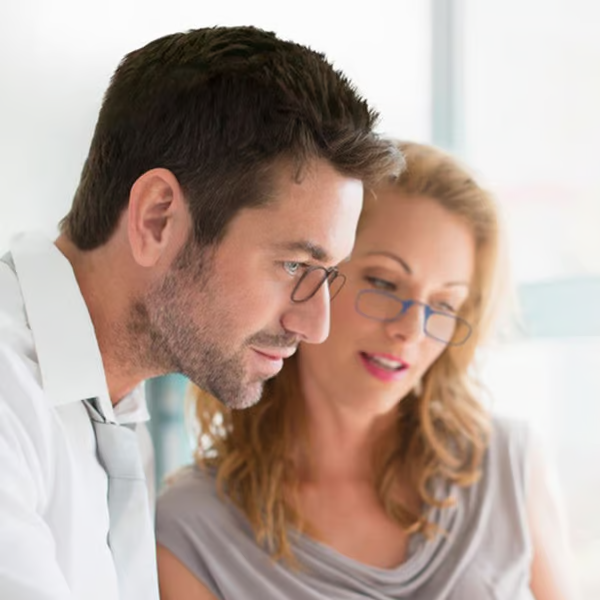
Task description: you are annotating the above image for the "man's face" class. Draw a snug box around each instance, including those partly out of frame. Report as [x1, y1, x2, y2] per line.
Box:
[135, 160, 363, 409]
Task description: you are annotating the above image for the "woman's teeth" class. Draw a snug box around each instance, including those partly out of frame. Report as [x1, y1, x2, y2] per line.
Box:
[364, 354, 405, 371]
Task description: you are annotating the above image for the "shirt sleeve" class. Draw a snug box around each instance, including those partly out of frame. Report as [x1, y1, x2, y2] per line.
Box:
[155, 471, 222, 599]
[0, 375, 73, 599]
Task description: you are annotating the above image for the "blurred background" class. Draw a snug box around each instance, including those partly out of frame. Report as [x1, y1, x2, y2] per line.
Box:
[1, 0, 598, 596]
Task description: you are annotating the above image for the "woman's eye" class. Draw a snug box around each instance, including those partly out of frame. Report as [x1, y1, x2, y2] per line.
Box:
[433, 301, 457, 314]
[283, 261, 303, 277]
[365, 276, 395, 291]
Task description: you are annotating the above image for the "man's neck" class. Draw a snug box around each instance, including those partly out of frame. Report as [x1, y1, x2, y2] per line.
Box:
[54, 234, 151, 405]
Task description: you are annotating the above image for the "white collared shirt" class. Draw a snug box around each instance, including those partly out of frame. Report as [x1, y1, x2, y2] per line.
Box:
[0, 233, 154, 600]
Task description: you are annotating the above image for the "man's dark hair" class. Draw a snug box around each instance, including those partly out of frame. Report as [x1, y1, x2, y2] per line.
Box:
[61, 26, 402, 249]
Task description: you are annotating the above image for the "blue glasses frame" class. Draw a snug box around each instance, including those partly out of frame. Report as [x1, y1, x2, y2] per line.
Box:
[355, 289, 472, 346]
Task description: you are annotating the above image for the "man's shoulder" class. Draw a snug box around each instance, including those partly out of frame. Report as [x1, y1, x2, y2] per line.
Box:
[0, 276, 42, 409]
[0, 281, 48, 450]
[0, 336, 49, 448]
[0, 252, 34, 353]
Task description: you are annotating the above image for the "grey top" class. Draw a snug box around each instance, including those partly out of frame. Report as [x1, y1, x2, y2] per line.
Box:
[156, 417, 534, 600]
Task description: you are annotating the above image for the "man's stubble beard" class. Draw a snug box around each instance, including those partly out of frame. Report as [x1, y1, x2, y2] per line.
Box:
[124, 237, 301, 409]
[124, 239, 264, 409]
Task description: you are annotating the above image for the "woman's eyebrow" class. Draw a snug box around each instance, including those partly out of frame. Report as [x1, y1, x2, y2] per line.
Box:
[444, 281, 470, 288]
[365, 251, 412, 274]
[366, 251, 470, 288]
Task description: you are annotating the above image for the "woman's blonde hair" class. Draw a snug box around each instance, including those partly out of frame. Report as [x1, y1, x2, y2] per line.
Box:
[191, 140, 505, 562]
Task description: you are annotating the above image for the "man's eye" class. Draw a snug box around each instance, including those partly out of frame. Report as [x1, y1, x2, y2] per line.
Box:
[283, 261, 303, 276]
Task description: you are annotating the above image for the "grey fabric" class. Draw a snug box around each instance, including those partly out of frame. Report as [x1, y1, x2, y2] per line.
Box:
[84, 399, 159, 600]
[156, 417, 534, 600]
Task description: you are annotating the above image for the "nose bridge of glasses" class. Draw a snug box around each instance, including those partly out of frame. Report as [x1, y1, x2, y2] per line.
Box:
[377, 295, 428, 337]
[292, 266, 343, 304]
[357, 290, 470, 345]
[286, 272, 331, 342]
[396, 298, 426, 328]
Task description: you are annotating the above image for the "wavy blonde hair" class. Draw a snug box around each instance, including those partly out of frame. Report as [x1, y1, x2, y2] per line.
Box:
[190, 140, 505, 562]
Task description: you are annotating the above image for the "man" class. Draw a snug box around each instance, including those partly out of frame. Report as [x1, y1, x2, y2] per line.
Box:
[0, 26, 402, 599]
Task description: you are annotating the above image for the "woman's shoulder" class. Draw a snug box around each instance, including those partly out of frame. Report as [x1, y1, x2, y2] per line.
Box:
[439, 415, 535, 590]
[155, 467, 262, 597]
[485, 415, 535, 500]
[489, 415, 534, 461]
[490, 415, 532, 451]
[156, 464, 241, 537]
[159, 464, 218, 503]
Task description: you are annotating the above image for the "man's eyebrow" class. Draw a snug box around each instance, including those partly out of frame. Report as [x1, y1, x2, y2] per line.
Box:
[277, 241, 331, 263]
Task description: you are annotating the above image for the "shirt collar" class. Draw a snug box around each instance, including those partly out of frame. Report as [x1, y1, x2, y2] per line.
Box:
[10, 232, 149, 424]
[114, 383, 150, 425]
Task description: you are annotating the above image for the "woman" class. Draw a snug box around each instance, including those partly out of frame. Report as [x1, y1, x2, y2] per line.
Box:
[156, 142, 577, 599]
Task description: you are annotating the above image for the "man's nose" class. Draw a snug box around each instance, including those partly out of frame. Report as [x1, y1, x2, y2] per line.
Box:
[281, 284, 331, 344]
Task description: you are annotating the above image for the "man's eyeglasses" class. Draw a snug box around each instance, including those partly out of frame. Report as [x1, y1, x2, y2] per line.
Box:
[355, 289, 472, 346]
[291, 266, 346, 303]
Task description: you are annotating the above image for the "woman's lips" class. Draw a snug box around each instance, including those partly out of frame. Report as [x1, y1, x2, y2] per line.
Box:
[359, 352, 410, 382]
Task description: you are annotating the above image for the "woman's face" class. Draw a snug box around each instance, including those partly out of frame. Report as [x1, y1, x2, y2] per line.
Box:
[298, 189, 476, 414]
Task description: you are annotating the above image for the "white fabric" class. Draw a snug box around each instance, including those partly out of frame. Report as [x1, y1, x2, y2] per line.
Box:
[0, 232, 155, 600]
[83, 400, 158, 600]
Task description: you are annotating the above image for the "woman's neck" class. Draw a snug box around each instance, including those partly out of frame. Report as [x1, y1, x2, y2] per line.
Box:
[298, 378, 398, 484]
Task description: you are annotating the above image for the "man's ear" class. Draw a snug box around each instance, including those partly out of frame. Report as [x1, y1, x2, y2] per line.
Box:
[127, 168, 189, 267]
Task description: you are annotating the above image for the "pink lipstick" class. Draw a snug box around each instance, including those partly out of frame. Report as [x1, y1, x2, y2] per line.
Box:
[359, 352, 409, 382]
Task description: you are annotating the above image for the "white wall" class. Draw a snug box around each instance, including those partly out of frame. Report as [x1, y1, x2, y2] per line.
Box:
[0, 0, 430, 247]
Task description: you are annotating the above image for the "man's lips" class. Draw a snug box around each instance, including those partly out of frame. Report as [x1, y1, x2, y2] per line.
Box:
[252, 347, 297, 361]
[248, 347, 297, 379]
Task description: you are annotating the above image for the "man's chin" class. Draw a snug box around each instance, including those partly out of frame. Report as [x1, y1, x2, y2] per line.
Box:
[219, 379, 266, 411]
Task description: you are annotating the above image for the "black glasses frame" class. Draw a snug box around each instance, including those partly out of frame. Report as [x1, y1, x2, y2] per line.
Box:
[291, 266, 346, 303]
